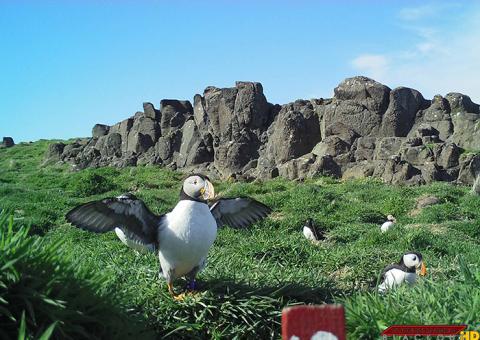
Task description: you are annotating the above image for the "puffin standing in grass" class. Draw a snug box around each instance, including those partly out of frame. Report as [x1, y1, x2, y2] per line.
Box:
[378, 251, 427, 293]
[66, 174, 271, 299]
[302, 218, 326, 243]
[380, 215, 396, 233]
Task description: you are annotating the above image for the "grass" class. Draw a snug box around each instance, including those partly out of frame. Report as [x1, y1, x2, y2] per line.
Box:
[0, 209, 151, 339]
[0, 140, 479, 339]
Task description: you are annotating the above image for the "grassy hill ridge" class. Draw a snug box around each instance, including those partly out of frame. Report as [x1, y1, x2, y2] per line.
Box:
[1, 140, 479, 339]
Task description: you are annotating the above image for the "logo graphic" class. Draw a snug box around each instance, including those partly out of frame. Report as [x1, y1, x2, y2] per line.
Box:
[381, 325, 467, 337]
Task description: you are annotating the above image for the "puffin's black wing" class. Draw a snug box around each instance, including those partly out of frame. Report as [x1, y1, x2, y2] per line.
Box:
[209, 197, 272, 229]
[380, 264, 405, 279]
[66, 194, 160, 246]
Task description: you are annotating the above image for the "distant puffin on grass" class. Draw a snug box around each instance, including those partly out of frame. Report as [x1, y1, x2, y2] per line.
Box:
[380, 215, 396, 233]
[378, 251, 427, 293]
[66, 174, 271, 300]
[302, 218, 326, 243]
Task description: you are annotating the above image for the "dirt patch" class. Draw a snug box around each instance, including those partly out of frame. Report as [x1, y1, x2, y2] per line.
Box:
[409, 195, 440, 216]
[404, 223, 448, 235]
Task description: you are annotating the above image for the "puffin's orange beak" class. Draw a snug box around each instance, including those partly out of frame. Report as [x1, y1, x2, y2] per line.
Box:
[419, 262, 427, 276]
[201, 180, 215, 201]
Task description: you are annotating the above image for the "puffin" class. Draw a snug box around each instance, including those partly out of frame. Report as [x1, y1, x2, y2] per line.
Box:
[378, 251, 427, 293]
[65, 174, 271, 299]
[302, 218, 326, 242]
[380, 215, 396, 233]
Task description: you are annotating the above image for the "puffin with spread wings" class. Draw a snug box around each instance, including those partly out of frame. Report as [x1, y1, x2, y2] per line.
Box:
[66, 174, 271, 299]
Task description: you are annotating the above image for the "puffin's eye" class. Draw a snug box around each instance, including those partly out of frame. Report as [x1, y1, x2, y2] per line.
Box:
[412, 256, 417, 261]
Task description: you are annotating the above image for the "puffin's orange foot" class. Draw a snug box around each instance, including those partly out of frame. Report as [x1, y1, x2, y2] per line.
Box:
[168, 282, 176, 297]
[174, 291, 200, 301]
[174, 293, 187, 301]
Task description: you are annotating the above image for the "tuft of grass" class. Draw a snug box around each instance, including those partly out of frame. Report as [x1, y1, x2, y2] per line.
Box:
[68, 170, 117, 197]
[0, 209, 152, 339]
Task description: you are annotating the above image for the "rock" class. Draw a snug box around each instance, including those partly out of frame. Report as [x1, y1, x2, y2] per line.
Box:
[214, 132, 261, 175]
[264, 100, 320, 164]
[422, 135, 440, 144]
[309, 154, 342, 178]
[127, 116, 159, 154]
[176, 120, 213, 167]
[450, 111, 480, 150]
[143, 102, 161, 120]
[233, 81, 271, 129]
[342, 161, 375, 179]
[75, 148, 101, 169]
[405, 137, 423, 147]
[277, 153, 317, 180]
[421, 162, 441, 183]
[256, 166, 279, 180]
[48, 78, 480, 186]
[410, 195, 441, 216]
[242, 159, 258, 173]
[62, 143, 84, 160]
[375, 157, 422, 185]
[333, 76, 390, 112]
[472, 175, 480, 195]
[155, 131, 182, 163]
[44, 142, 65, 162]
[457, 153, 480, 184]
[199, 81, 271, 176]
[416, 125, 439, 137]
[312, 136, 350, 157]
[401, 145, 434, 166]
[160, 100, 193, 135]
[102, 133, 122, 157]
[374, 137, 404, 160]
[411, 95, 453, 141]
[2, 137, 15, 148]
[92, 124, 110, 138]
[322, 76, 390, 137]
[381, 87, 429, 137]
[417, 195, 441, 209]
[193, 94, 209, 133]
[110, 117, 134, 152]
[354, 137, 377, 161]
[445, 93, 479, 114]
[112, 152, 137, 167]
[324, 122, 359, 145]
[436, 143, 460, 168]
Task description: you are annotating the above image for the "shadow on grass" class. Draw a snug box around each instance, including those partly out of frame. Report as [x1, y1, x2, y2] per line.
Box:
[201, 277, 340, 304]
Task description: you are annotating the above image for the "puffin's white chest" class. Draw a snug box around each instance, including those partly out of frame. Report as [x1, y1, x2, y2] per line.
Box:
[303, 226, 316, 241]
[158, 200, 217, 277]
[378, 268, 417, 292]
[381, 221, 395, 232]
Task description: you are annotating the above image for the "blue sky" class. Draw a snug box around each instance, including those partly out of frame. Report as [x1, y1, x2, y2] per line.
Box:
[1, 1, 479, 142]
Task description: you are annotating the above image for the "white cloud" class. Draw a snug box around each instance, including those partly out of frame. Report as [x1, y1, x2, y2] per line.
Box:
[398, 5, 434, 21]
[398, 3, 462, 21]
[416, 42, 435, 54]
[351, 54, 389, 80]
[350, 4, 480, 103]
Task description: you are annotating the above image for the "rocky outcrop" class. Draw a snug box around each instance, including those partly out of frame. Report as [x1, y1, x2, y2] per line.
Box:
[46, 77, 480, 185]
[1, 137, 14, 148]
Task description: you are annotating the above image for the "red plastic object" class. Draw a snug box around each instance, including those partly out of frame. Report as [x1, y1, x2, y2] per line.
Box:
[282, 305, 346, 340]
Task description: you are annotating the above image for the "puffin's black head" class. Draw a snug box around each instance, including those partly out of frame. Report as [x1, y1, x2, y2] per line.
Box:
[303, 218, 314, 230]
[180, 174, 215, 202]
[399, 251, 427, 275]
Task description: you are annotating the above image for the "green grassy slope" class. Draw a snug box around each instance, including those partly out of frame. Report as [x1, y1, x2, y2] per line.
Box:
[0, 141, 479, 339]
